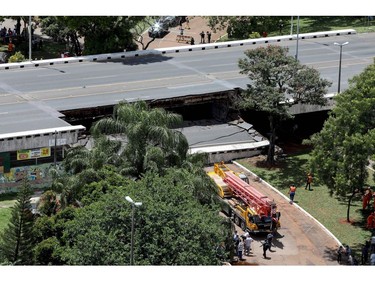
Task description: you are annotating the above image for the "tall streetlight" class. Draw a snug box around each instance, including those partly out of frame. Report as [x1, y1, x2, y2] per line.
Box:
[295, 16, 300, 60]
[334, 41, 349, 94]
[125, 196, 142, 265]
[28, 16, 32, 61]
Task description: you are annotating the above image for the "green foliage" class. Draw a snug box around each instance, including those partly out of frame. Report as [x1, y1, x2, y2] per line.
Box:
[58, 169, 228, 265]
[0, 179, 35, 265]
[33, 236, 64, 265]
[8, 51, 26, 63]
[61, 16, 143, 54]
[91, 100, 189, 178]
[237, 45, 331, 164]
[38, 190, 59, 216]
[207, 16, 289, 39]
[307, 59, 375, 221]
[32, 207, 77, 264]
[249, 32, 261, 39]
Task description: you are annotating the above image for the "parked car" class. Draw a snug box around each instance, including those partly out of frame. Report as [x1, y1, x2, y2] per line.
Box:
[148, 16, 186, 38]
[148, 21, 169, 38]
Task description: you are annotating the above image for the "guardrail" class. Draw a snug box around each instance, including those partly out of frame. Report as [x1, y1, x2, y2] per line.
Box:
[0, 29, 356, 71]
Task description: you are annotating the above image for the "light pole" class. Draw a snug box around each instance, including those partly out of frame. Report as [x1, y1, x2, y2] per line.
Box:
[28, 16, 32, 61]
[125, 196, 142, 265]
[334, 41, 349, 94]
[295, 16, 300, 60]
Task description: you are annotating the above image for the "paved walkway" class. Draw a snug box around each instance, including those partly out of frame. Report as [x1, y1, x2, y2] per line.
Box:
[137, 16, 227, 50]
[206, 163, 341, 266]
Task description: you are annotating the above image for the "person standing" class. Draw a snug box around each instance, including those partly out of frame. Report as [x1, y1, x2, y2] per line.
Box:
[200, 31, 205, 43]
[370, 251, 375, 265]
[367, 212, 375, 229]
[362, 187, 372, 210]
[337, 245, 344, 264]
[233, 230, 240, 255]
[370, 234, 375, 253]
[185, 17, 190, 29]
[237, 238, 244, 260]
[244, 235, 254, 256]
[261, 239, 270, 258]
[361, 242, 369, 265]
[266, 233, 274, 249]
[288, 184, 297, 204]
[305, 173, 313, 190]
[206, 31, 211, 43]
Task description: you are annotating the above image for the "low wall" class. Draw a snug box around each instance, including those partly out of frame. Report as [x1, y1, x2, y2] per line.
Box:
[0, 163, 58, 193]
[0, 29, 356, 71]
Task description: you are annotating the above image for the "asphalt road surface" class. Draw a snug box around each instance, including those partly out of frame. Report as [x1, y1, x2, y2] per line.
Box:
[1, 32, 374, 136]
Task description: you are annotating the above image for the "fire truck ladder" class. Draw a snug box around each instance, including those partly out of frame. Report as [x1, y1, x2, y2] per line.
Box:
[223, 172, 272, 216]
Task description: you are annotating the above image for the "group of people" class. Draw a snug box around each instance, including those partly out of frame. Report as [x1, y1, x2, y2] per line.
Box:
[288, 172, 314, 203]
[233, 230, 274, 261]
[0, 26, 17, 44]
[233, 230, 255, 261]
[361, 235, 375, 265]
[337, 245, 357, 265]
[199, 31, 212, 44]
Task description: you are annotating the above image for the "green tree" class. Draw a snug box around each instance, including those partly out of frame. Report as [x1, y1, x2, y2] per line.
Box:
[59, 169, 229, 265]
[62, 16, 142, 54]
[237, 45, 331, 164]
[49, 136, 123, 208]
[33, 207, 77, 265]
[40, 16, 82, 55]
[91, 100, 189, 178]
[131, 17, 158, 50]
[307, 60, 375, 222]
[207, 16, 289, 39]
[0, 178, 35, 265]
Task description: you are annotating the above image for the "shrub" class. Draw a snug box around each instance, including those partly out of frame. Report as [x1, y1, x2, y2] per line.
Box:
[8, 51, 26, 63]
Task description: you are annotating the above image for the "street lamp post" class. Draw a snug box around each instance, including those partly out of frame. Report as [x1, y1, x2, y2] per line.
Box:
[334, 41, 349, 94]
[295, 16, 300, 60]
[125, 196, 142, 265]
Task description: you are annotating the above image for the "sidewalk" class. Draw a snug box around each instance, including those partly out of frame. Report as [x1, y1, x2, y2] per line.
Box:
[138, 16, 227, 49]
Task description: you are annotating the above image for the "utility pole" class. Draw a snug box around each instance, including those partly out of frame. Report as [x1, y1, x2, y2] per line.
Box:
[295, 16, 300, 60]
[29, 16, 32, 61]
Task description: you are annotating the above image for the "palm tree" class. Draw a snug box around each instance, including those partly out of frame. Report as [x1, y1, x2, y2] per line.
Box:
[91, 100, 189, 177]
[49, 135, 123, 208]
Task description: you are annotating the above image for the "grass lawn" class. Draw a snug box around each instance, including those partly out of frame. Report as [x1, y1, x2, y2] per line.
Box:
[0, 194, 16, 232]
[219, 16, 375, 41]
[237, 151, 374, 256]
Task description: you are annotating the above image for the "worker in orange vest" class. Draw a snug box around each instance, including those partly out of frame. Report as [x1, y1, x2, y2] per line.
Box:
[362, 187, 372, 210]
[8, 40, 14, 53]
[288, 184, 297, 204]
[305, 173, 313, 191]
[367, 212, 375, 230]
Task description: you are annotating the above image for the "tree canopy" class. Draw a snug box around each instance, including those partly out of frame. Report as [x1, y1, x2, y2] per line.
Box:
[0, 179, 35, 265]
[91, 100, 189, 178]
[237, 45, 331, 164]
[307, 59, 375, 221]
[207, 16, 289, 39]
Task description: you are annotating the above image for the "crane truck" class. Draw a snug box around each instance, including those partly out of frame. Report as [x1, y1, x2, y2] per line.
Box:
[207, 161, 280, 233]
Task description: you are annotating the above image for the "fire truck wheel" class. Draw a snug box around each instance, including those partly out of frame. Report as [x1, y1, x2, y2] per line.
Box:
[234, 215, 240, 226]
[240, 221, 246, 231]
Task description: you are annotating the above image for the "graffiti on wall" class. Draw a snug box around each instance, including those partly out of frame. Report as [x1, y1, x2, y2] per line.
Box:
[0, 163, 59, 193]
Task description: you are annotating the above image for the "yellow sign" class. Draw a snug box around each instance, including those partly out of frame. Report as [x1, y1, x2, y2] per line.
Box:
[17, 147, 51, 160]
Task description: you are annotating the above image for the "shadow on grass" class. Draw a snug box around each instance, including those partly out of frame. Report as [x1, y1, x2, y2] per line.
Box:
[0, 192, 17, 201]
[252, 153, 311, 189]
[298, 16, 369, 34]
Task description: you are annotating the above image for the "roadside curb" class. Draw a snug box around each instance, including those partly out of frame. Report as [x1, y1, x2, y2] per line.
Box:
[0, 29, 356, 71]
[233, 160, 343, 247]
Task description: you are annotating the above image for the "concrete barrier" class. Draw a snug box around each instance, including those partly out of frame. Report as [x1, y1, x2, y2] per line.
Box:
[0, 29, 356, 71]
